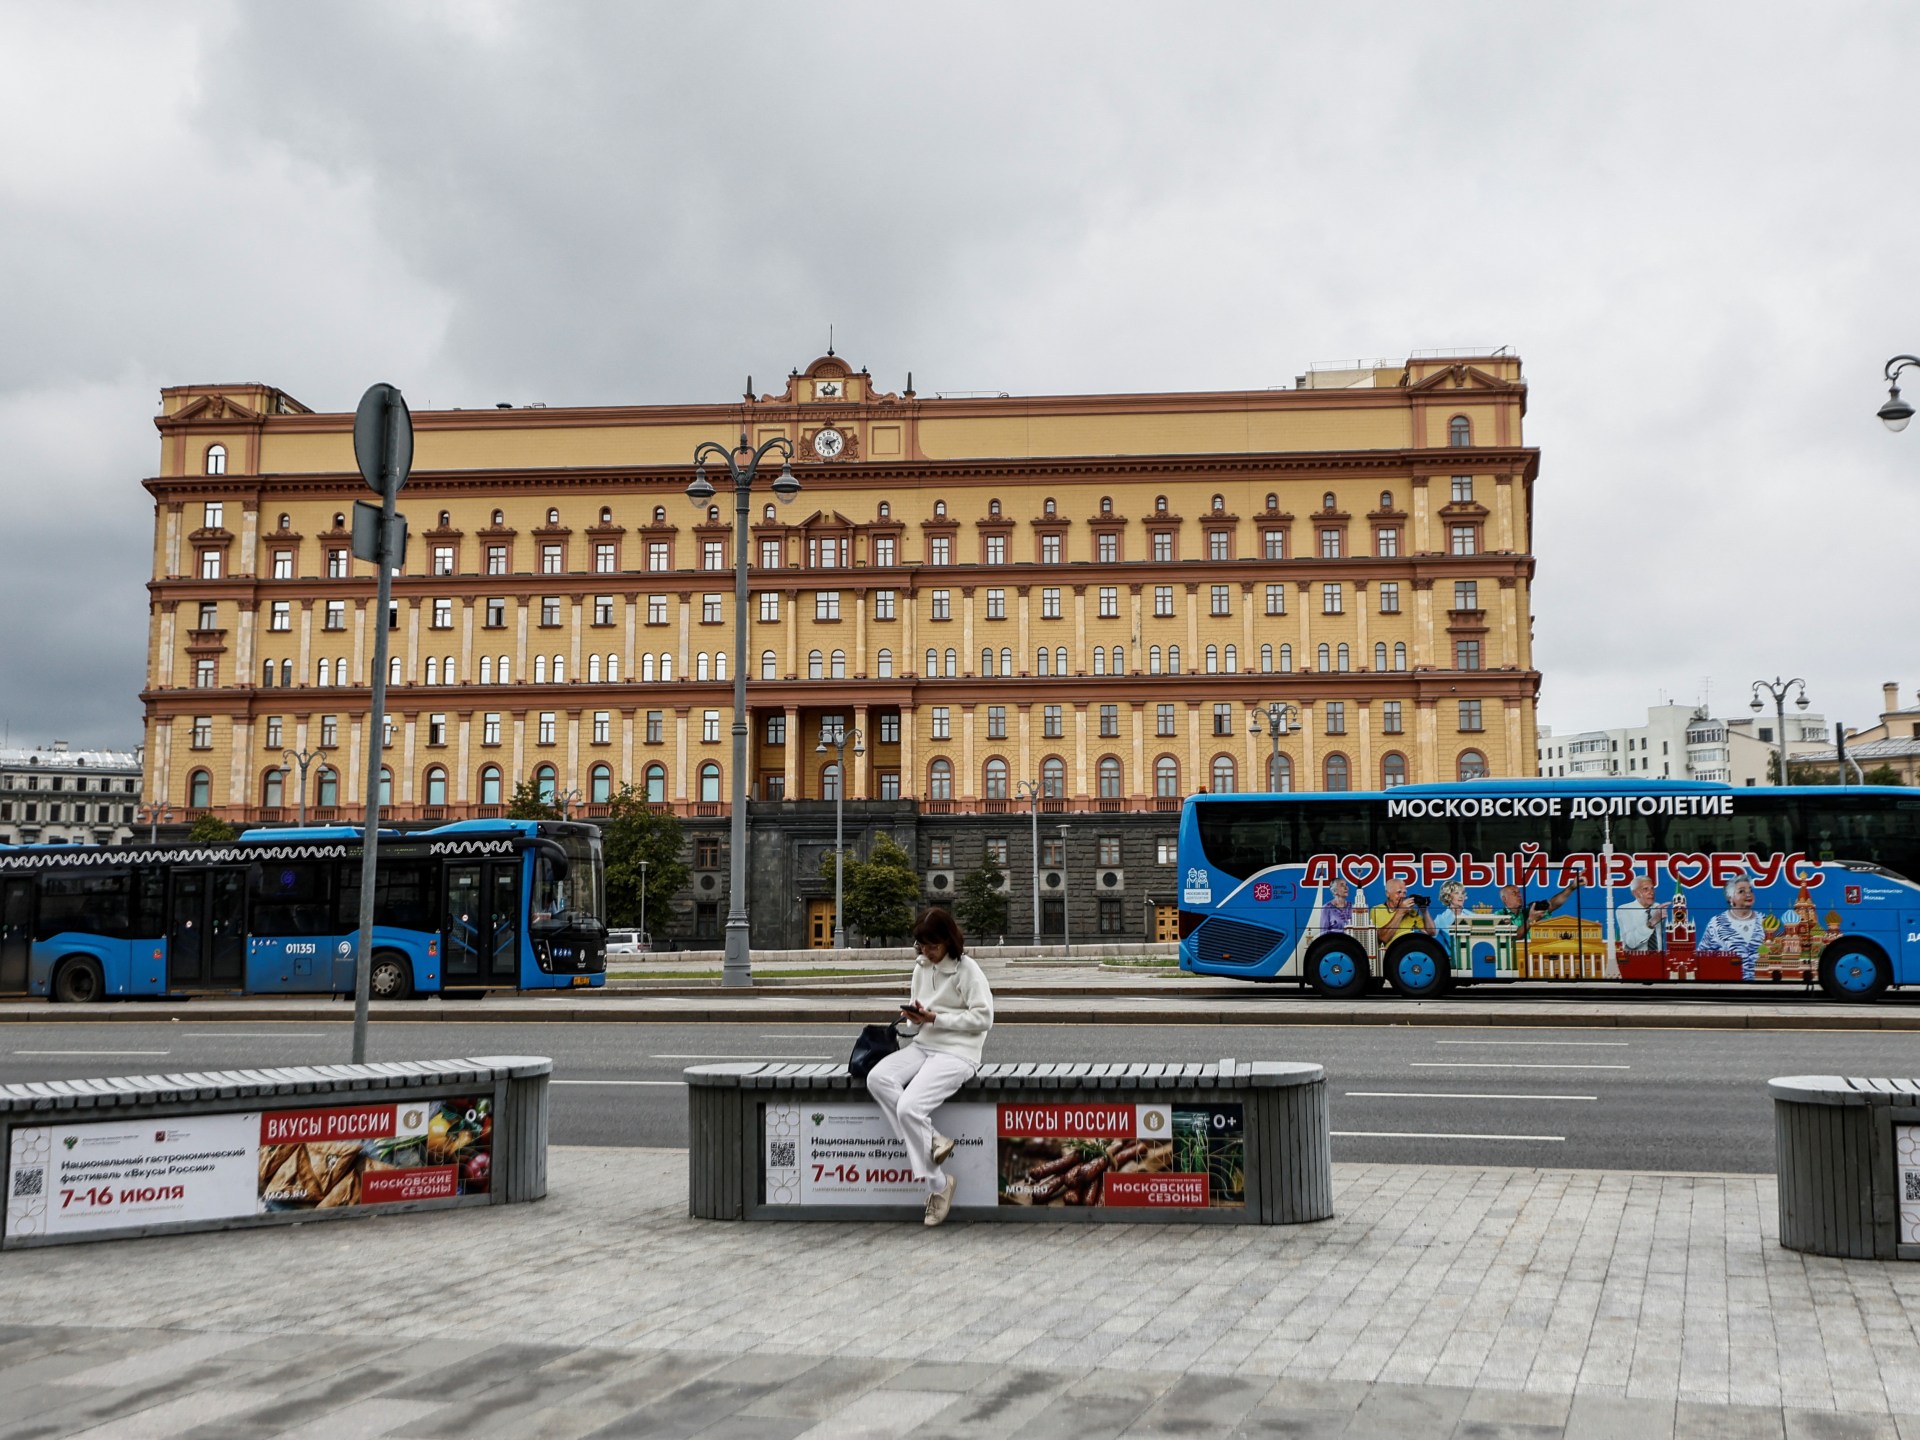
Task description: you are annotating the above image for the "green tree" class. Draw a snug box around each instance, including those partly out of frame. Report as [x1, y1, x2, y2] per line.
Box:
[506, 778, 561, 819]
[187, 814, 240, 844]
[953, 860, 1009, 942]
[833, 833, 921, 944]
[1769, 753, 1905, 786]
[600, 784, 689, 931]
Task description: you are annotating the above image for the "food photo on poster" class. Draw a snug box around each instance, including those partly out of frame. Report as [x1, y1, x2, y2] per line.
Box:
[996, 1103, 1245, 1209]
[257, 1097, 492, 1212]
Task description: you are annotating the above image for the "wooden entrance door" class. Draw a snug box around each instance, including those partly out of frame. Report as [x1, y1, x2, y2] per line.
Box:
[807, 899, 835, 948]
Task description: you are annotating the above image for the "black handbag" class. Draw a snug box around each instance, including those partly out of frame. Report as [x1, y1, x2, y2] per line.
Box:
[848, 1021, 903, 1081]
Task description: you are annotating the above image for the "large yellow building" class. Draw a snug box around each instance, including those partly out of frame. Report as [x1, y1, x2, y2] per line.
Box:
[141, 351, 1539, 944]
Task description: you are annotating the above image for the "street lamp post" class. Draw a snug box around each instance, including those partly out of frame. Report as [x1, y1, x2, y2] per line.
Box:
[1877, 355, 1920, 431]
[141, 805, 174, 845]
[281, 745, 331, 828]
[1247, 701, 1301, 792]
[1750, 677, 1809, 786]
[552, 787, 583, 821]
[688, 431, 800, 987]
[1057, 824, 1071, 952]
[1014, 778, 1043, 941]
[816, 722, 865, 948]
[638, 858, 649, 950]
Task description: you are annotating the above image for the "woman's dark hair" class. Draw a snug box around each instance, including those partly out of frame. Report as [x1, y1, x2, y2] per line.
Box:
[912, 906, 965, 957]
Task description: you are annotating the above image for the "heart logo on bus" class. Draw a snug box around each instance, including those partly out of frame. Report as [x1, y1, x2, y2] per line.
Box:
[1668, 853, 1710, 888]
[1339, 855, 1383, 889]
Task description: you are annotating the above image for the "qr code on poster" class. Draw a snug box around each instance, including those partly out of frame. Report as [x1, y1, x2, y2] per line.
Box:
[1904, 1171, 1920, 1203]
[769, 1141, 797, 1169]
[12, 1167, 45, 1199]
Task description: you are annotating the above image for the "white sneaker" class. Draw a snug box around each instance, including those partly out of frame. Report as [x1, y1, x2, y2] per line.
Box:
[930, 1133, 956, 1167]
[923, 1173, 956, 1227]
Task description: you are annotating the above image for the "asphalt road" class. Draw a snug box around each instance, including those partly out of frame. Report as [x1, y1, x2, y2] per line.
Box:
[6, 1019, 1911, 1174]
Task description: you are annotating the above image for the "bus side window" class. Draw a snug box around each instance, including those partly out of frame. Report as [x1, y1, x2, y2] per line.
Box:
[250, 861, 333, 937]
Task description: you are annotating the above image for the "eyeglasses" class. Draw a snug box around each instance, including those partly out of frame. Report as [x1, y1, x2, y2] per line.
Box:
[915, 941, 944, 952]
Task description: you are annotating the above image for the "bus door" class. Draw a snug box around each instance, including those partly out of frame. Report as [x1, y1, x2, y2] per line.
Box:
[168, 869, 247, 989]
[0, 879, 32, 994]
[442, 862, 519, 986]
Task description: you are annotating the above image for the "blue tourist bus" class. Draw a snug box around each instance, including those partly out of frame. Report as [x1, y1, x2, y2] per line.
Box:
[1177, 780, 1920, 1001]
[0, 819, 606, 1003]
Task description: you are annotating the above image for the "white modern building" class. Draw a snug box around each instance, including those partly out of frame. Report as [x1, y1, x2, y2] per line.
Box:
[0, 741, 145, 846]
[1537, 703, 1829, 787]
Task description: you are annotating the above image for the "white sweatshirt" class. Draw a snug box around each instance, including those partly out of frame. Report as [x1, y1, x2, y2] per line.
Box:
[900, 952, 994, 1065]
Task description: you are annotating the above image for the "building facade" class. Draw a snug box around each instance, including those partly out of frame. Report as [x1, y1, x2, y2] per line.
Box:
[141, 352, 1540, 945]
[1797, 681, 1920, 784]
[1538, 703, 1831, 788]
[0, 742, 145, 847]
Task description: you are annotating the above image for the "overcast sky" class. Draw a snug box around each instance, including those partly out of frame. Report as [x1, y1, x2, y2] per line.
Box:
[2, 2, 1915, 755]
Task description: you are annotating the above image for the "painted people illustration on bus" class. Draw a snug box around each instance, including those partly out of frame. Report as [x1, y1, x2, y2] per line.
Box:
[1318, 877, 1355, 934]
[1371, 876, 1433, 944]
[1699, 877, 1766, 980]
[1613, 876, 1671, 954]
[1431, 881, 1468, 951]
[1498, 878, 1578, 938]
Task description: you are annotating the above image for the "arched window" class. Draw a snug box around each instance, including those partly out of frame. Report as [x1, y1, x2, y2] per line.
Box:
[277, 512, 291, 530]
[1317, 643, 1330, 671]
[1211, 755, 1237, 794]
[1041, 756, 1066, 798]
[335, 513, 347, 529]
[878, 502, 890, 519]
[1449, 415, 1471, 446]
[928, 758, 953, 800]
[1321, 491, 1336, 511]
[983, 648, 996, 677]
[1324, 754, 1350, 792]
[934, 499, 947, 517]
[497, 657, 511, 685]
[1265, 492, 1278, 511]
[1168, 644, 1181, 675]
[1154, 495, 1168, 513]
[696, 653, 710, 681]
[1100, 495, 1113, 514]
[1098, 756, 1123, 799]
[1337, 643, 1350, 672]
[536, 655, 549, 684]
[590, 764, 612, 803]
[606, 656, 618, 682]
[761, 650, 777, 680]
[644, 763, 666, 803]
[262, 660, 276, 688]
[821, 762, 841, 801]
[1043, 497, 1057, 516]
[925, 648, 938, 676]
[205, 444, 226, 475]
[316, 767, 338, 808]
[989, 498, 1002, 516]
[641, 654, 655, 682]
[1148, 646, 1161, 675]
[1037, 648, 1051, 677]
[601, 506, 613, 524]
[1224, 644, 1237, 674]
[1279, 643, 1292, 672]
[553, 655, 566, 684]
[1054, 646, 1067, 675]
[492, 509, 505, 525]
[378, 766, 393, 807]
[1381, 752, 1408, 788]
[587, 655, 601, 683]
[424, 766, 447, 806]
[763, 503, 775, 521]
[699, 762, 722, 802]
[1374, 642, 1388, 671]
[829, 650, 845, 679]
[1205, 645, 1219, 674]
[715, 652, 728, 681]
[1155, 755, 1180, 798]
[280, 659, 292, 687]
[1394, 642, 1407, 671]
[480, 765, 502, 806]
[1269, 753, 1293, 793]
[659, 654, 672, 681]
[1092, 647, 1105, 676]
[984, 757, 1009, 800]
[316, 658, 331, 687]
[877, 648, 894, 678]
[1211, 494, 1225, 513]
[439, 510, 452, 527]
[945, 648, 958, 677]
[263, 769, 284, 808]
[808, 650, 823, 680]
[1379, 490, 1393, 511]
[706, 506, 720, 524]
[1457, 749, 1488, 781]
[547, 507, 560, 525]
[534, 764, 557, 803]
[653, 505, 665, 523]
[1001, 647, 1013, 674]
[1260, 644, 1273, 674]
[443, 657, 456, 684]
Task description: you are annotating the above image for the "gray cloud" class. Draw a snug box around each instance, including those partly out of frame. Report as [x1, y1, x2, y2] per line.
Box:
[2, 1, 1917, 750]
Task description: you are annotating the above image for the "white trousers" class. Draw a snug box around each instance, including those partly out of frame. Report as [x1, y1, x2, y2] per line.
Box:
[866, 1044, 976, 1189]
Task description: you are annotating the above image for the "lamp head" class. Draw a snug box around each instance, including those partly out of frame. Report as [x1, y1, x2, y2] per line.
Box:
[815, 740, 828, 754]
[1795, 692, 1809, 710]
[1880, 385, 1913, 433]
[686, 465, 716, 504]
[1750, 696, 1764, 711]
[772, 462, 800, 505]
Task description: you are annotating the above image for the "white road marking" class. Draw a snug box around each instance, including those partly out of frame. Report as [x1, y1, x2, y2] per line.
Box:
[1411, 1062, 1629, 1070]
[12, 1049, 171, 1056]
[552, 1079, 685, 1087]
[181, 1032, 329, 1038]
[1346, 1091, 1597, 1102]
[1333, 1130, 1566, 1142]
[1432, 1039, 1629, 1047]
[650, 1054, 832, 1061]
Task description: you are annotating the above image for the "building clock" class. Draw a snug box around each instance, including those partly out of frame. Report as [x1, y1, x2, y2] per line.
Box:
[811, 427, 846, 460]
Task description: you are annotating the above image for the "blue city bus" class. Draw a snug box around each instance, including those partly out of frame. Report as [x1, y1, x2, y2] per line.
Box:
[1177, 781, 1920, 1001]
[0, 819, 606, 1003]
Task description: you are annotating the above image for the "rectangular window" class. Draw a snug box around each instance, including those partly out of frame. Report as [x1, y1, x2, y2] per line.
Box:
[319, 715, 337, 746]
[199, 550, 222, 580]
[1376, 528, 1399, 557]
[1452, 475, 1474, 503]
[427, 714, 447, 747]
[191, 716, 214, 750]
[1099, 704, 1119, 739]
[929, 535, 951, 566]
[1381, 701, 1404, 735]
[1378, 582, 1400, 614]
[1040, 533, 1062, 564]
[696, 837, 722, 870]
[431, 545, 454, 576]
[595, 542, 616, 573]
[483, 713, 501, 745]
[985, 837, 1009, 866]
[873, 590, 896, 621]
[648, 541, 670, 571]
[1098, 898, 1124, 935]
[649, 594, 670, 625]
[431, 597, 453, 629]
[1455, 640, 1482, 670]
[541, 543, 563, 574]
[766, 715, 787, 744]
[1264, 584, 1286, 617]
[1040, 588, 1061, 619]
[929, 591, 950, 621]
[759, 539, 782, 570]
[272, 550, 294, 580]
[878, 771, 900, 800]
[1093, 836, 1122, 868]
[872, 535, 896, 567]
[929, 840, 953, 868]
[593, 595, 614, 625]
[1157, 837, 1177, 865]
[1043, 705, 1063, 738]
[1263, 530, 1285, 560]
[1459, 699, 1484, 732]
[540, 597, 562, 627]
[327, 549, 348, 578]
[1454, 581, 1478, 611]
[269, 601, 291, 632]
[1450, 525, 1477, 556]
[593, 711, 610, 744]
[1156, 703, 1176, 737]
[1153, 585, 1174, 618]
[1322, 583, 1343, 615]
[1041, 838, 1064, 868]
[1097, 586, 1118, 618]
[703, 594, 723, 623]
[194, 658, 217, 688]
[538, 713, 557, 745]
[1319, 528, 1341, 559]
[985, 534, 1007, 565]
[259, 717, 283, 749]
[203, 501, 224, 529]
[1210, 584, 1230, 616]
[756, 592, 778, 623]
[985, 588, 1006, 620]
[646, 711, 664, 744]
[1208, 531, 1230, 562]
[487, 544, 508, 575]
[1212, 703, 1233, 737]
[703, 540, 725, 570]
[1151, 532, 1174, 563]
[879, 712, 900, 743]
[1325, 702, 1346, 735]
[484, 597, 505, 628]
[1096, 532, 1118, 563]
[987, 705, 1007, 739]
[703, 710, 721, 743]
[931, 707, 951, 740]
[197, 601, 217, 630]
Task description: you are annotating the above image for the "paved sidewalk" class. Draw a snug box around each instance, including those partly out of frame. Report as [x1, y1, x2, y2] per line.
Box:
[2, 1149, 1918, 1437]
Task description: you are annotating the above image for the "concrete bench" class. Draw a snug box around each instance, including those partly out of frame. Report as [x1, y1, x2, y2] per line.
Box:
[1, 1056, 551, 1248]
[687, 1058, 1330, 1225]
[1769, 1075, 1920, 1260]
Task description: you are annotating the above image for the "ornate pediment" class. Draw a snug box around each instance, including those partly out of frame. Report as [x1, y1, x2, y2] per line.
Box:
[169, 393, 266, 424]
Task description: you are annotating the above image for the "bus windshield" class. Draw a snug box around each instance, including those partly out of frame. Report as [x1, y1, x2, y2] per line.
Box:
[531, 828, 604, 931]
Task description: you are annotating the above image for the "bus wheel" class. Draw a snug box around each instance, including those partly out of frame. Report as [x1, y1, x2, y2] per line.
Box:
[1386, 941, 1449, 1000]
[1818, 944, 1889, 1003]
[368, 953, 415, 1002]
[52, 957, 104, 1004]
[1307, 942, 1369, 1000]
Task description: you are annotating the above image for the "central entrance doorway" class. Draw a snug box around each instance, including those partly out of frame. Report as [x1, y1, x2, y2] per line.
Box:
[443, 861, 520, 986]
